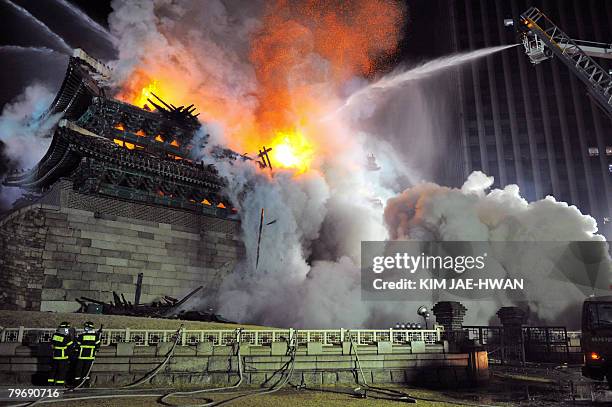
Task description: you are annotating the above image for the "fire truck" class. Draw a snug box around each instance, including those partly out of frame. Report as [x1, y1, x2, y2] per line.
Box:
[582, 296, 612, 389]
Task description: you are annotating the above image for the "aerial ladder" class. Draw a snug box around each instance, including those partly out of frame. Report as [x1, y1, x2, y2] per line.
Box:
[515, 7, 612, 119]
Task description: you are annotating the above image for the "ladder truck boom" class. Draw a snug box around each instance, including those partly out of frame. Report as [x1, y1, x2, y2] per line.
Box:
[518, 7, 612, 119]
[562, 40, 612, 60]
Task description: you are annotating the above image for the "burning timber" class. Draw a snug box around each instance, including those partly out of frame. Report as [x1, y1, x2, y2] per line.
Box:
[3, 49, 234, 213]
[75, 286, 233, 322]
[0, 49, 246, 312]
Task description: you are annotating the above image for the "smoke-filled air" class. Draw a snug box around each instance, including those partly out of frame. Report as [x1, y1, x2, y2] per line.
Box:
[0, 0, 608, 329]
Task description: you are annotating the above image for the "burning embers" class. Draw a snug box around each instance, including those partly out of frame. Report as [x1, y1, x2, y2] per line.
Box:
[120, 79, 316, 173]
[110, 1, 405, 178]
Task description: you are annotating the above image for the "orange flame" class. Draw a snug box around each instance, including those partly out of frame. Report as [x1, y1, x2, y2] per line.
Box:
[116, 1, 405, 174]
[134, 80, 159, 108]
[268, 130, 314, 173]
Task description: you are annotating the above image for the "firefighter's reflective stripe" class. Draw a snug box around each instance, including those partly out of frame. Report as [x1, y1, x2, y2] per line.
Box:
[52, 341, 73, 360]
[47, 378, 55, 383]
[56, 380, 65, 384]
[78, 345, 96, 359]
[77, 334, 100, 360]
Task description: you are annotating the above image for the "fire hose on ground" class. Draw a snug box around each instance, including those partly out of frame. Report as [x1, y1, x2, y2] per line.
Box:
[11, 326, 293, 407]
[9, 325, 185, 407]
[10, 326, 500, 407]
[287, 330, 501, 407]
[160, 328, 299, 407]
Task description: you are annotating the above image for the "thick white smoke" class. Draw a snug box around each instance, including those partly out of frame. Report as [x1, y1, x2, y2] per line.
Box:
[103, 0, 609, 329]
[385, 171, 608, 328]
[108, 0, 262, 142]
[0, 84, 61, 206]
[386, 171, 601, 242]
[0, 1, 603, 329]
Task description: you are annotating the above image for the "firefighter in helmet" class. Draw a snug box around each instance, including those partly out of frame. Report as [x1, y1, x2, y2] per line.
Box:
[74, 321, 101, 385]
[48, 322, 74, 386]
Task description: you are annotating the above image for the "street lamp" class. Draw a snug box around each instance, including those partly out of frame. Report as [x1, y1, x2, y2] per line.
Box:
[417, 305, 431, 329]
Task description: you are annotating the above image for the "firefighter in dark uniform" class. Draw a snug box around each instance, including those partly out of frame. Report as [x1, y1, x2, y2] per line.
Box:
[48, 322, 74, 386]
[74, 321, 101, 385]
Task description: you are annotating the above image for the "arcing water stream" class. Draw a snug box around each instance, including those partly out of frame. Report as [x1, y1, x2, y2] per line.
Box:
[2, 0, 73, 54]
[335, 44, 519, 115]
[0, 45, 62, 56]
[54, 0, 117, 45]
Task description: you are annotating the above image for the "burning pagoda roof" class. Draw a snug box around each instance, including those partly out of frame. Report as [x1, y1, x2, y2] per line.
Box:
[4, 49, 233, 216]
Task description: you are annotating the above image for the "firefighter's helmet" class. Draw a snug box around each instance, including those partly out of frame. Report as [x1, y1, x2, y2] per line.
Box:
[57, 321, 70, 335]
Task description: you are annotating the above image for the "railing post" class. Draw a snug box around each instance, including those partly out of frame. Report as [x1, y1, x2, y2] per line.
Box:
[340, 328, 345, 343]
[125, 328, 130, 343]
[181, 329, 186, 346]
[144, 330, 149, 346]
[563, 327, 570, 364]
[17, 326, 24, 344]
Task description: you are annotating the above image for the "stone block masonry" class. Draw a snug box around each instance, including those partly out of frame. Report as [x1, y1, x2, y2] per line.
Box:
[0, 182, 245, 311]
[0, 207, 47, 310]
[0, 341, 489, 388]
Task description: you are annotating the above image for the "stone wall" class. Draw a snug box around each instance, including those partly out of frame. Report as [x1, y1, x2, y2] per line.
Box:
[0, 208, 48, 310]
[0, 183, 245, 312]
[0, 341, 489, 388]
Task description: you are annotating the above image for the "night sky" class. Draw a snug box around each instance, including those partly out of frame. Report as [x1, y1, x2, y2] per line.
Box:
[0, 0, 444, 108]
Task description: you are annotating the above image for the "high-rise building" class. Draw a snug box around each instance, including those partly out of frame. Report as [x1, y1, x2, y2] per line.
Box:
[440, 0, 612, 237]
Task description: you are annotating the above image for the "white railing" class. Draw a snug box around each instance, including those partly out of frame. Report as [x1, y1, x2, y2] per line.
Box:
[0, 327, 442, 347]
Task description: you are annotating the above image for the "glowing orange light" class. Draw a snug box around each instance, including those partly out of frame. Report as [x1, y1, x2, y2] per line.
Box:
[155, 135, 164, 143]
[134, 80, 159, 108]
[113, 139, 135, 150]
[170, 140, 180, 147]
[268, 130, 314, 173]
[590, 352, 601, 360]
[135, 130, 146, 137]
[114, 123, 125, 131]
[217, 203, 226, 209]
[201, 199, 211, 206]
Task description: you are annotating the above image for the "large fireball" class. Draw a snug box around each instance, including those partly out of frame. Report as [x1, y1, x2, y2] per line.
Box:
[269, 130, 314, 173]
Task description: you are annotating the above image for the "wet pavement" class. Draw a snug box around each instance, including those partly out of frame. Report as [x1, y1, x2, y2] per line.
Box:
[442, 364, 612, 406]
[0, 365, 610, 406]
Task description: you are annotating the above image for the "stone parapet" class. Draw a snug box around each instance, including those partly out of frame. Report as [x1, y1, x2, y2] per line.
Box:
[0, 185, 245, 311]
[496, 306, 528, 343]
[432, 301, 467, 335]
[0, 341, 488, 388]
